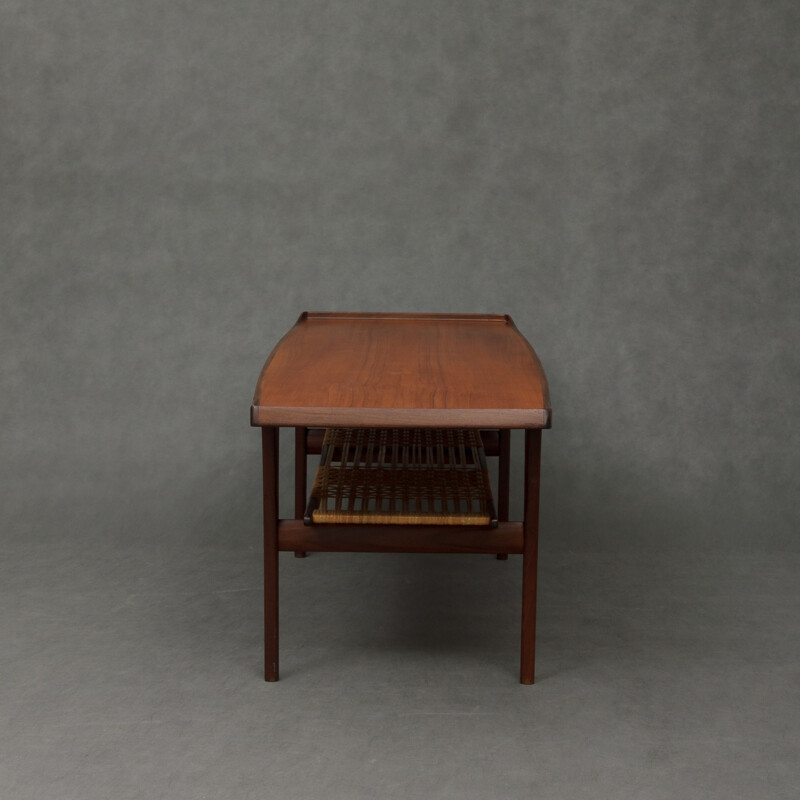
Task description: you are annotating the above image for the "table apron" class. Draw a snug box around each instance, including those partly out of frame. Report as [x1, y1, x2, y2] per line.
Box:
[277, 519, 523, 554]
[251, 406, 551, 429]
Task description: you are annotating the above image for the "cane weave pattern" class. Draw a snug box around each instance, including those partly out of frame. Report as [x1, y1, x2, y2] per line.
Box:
[306, 428, 497, 526]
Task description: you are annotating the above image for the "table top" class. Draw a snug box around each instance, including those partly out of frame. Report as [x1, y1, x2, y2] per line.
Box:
[251, 312, 551, 428]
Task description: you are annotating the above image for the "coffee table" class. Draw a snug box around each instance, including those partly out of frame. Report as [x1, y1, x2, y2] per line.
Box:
[251, 312, 551, 683]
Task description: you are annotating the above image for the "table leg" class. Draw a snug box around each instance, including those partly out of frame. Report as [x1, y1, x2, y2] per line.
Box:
[294, 427, 308, 558]
[496, 429, 511, 560]
[262, 426, 279, 681]
[520, 429, 542, 684]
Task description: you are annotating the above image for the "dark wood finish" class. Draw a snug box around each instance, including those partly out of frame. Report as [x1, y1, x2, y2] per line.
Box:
[278, 519, 523, 554]
[251, 313, 551, 429]
[256, 406, 549, 428]
[497, 429, 511, 519]
[305, 427, 326, 454]
[261, 427, 280, 682]
[252, 313, 551, 683]
[496, 428, 512, 560]
[293, 427, 308, 558]
[520, 429, 542, 685]
[305, 427, 502, 456]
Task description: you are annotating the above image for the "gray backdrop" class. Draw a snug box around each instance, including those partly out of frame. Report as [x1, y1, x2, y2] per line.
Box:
[3, 1, 798, 556]
[2, 2, 799, 798]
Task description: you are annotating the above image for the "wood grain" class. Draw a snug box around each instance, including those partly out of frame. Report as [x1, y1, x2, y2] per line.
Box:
[253, 313, 550, 684]
[251, 312, 551, 429]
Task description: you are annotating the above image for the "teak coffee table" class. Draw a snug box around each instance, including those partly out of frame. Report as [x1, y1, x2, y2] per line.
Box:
[251, 312, 551, 683]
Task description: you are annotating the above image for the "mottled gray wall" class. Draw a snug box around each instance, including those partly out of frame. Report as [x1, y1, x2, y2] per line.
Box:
[3, 1, 798, 557]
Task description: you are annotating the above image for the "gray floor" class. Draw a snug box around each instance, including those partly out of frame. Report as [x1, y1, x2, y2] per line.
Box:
[3, 517, 799, 799]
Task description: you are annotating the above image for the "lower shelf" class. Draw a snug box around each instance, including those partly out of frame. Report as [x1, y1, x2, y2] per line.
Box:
[306, 427, 498, 527]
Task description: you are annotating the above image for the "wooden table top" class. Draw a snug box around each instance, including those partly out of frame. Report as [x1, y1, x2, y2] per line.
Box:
[251, 312, 551, 428]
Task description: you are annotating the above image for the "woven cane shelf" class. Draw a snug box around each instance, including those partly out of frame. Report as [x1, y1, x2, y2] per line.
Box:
[305, 428, 498, 527]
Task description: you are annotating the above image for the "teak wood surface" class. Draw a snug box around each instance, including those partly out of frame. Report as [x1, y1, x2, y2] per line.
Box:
[253, 311, 550, 684]
[251, 312, 551, 429]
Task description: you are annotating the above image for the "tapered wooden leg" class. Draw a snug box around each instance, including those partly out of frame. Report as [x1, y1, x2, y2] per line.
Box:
[497, 428, 511, 560]
[520, 429, 542, 684]
[294, 427, 308, 558]
[262, 426, 279, 681]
